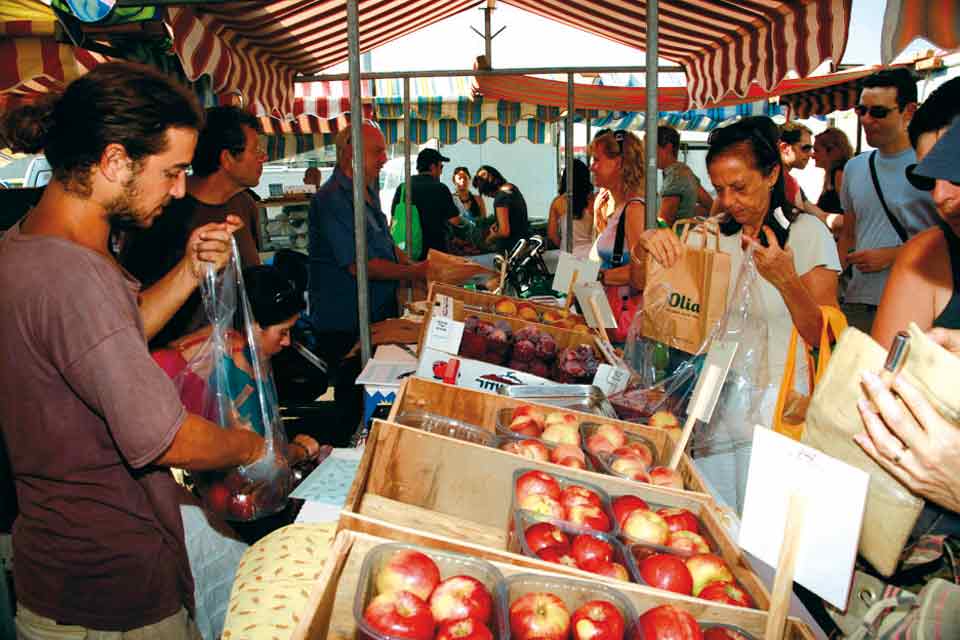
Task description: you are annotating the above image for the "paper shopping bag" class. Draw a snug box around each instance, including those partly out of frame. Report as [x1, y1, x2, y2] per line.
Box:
[641, 221, 730, 354]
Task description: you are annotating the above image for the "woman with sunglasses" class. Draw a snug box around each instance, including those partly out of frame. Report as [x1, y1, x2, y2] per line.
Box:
[641, 116, 840, 416]
[589, 129, 646, 286]
[547, 158, 595, 258]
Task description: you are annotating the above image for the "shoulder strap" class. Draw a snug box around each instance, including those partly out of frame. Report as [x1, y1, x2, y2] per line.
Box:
[868, 151, 908, 243]
[612, 197, 646, 266]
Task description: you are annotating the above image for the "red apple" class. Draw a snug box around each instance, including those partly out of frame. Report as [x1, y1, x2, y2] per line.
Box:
[685, 554, 734, 597]
[509, 592, 571, 640]
[656, 508, 700, 535]
[542, 424, 581, 446]
[375, 549, 441, 601]
[362, 590, 434, 640]
[567, 504, 612, 532]
[511, 421, 544, 438]
[588, 560, 630, 582]
[519, 494, 565, 520]
[648, 466, 684, 490]
[435, 618, 495, 640]
[560, 485, 603, 511]
[571, 599, 626, 640]
[622, 509, 669, 545]
[610, 455, 651, 479]
[631, 545, 657, 566]
[571, 534, 614, 568]
[524, 522, 570, 554]
[429, 575, 494, 625]
[666, 531, 711, 554]
[612, 495, 650, 528]
[514, 439, 552, 462]
[613, 444, 653, 468]
[552, 443, 586, 464]
[595, 424, 627, 449]
[639, 554, 694, 595]
[537, 546, 578, 567]
[586, 433, 618, 456]
[516, 470, 562, 503]
[559, 457, 587, 469]
[702, 626, 750, 640]
[227, 492, 256, 520]
[204, 483, 230, 515]
[698, 582, 753, 609]
[635, 604, 703, 640]
[512, 405, 546, 426]
[545, 411, 579, 427]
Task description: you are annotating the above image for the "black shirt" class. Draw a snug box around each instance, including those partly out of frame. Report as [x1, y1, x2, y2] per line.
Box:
[391, 174, 459, 258]
[494, 184, 530, 249]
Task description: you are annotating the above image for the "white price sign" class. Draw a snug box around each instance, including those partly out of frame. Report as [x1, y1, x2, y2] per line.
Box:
[594, 364, 630, 396]
[425, 316, 465, 354]
[434, 294, 456, 319]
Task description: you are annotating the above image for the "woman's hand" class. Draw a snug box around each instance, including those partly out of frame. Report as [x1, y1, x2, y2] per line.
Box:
[639, 228, 683, 268]
[742, 226, 798, 290]
[927, 328, 960, 357]
[854, 370, 960, 514]
[184, 214, 244, 281]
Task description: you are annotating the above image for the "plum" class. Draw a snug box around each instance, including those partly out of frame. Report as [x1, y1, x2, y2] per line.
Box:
[536, 335, 557, 360]
[529, 359, 550, 378]
[514, 339, 536, 362]
[508, 359, 530, 372]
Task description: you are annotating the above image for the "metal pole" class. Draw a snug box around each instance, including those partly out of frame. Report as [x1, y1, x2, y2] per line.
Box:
[403, 77, 413, 302]
[296, 65, 683, 82]
[585, 117, 591, 168]
[564, 73, 575, 253]
[644, 0, 660, 230]
[484, 2, 493, 67]
[347, 0, 371, 365]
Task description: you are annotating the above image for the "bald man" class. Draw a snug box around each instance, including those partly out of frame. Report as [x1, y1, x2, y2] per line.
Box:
[306, 121, 426, 443]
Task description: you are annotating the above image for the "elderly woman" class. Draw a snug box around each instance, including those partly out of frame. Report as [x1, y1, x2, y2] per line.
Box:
[589, 129, 647, 287]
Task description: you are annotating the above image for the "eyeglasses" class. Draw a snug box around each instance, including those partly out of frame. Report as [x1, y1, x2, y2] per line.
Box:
[594, 128, 626, 155]
[855, 104, 898, 119]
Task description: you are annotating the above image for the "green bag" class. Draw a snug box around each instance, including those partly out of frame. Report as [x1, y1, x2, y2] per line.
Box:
[390, 183, 423, 260]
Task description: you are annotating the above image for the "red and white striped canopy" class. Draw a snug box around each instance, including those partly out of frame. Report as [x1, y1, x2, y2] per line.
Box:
[167, 0, 852, 115]
[0, 37, 107, 99]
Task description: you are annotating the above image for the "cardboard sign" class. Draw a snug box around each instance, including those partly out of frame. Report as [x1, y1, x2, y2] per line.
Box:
[424, 316, 465, 354]
[689, 340, 738, 423]
[552, 252, 600, 295]
[594, 363, 631, 396]
[415, 347, 552, 393]
[739, 428, 869, 610]
[575, 281, 617, 329]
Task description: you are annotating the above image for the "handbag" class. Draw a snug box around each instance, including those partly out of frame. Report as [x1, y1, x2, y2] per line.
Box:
[390, 183, 423, 260]
[773, 305, 848, 441]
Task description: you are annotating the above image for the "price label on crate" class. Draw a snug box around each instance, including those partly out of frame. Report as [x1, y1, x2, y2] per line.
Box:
[434, 294, 456, 319]
[594, 363, 631, 396]
[425, 316, 464, 354]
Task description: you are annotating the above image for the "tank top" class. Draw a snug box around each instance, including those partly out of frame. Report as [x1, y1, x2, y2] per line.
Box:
[816, 166, 844, 214]
[594, 197, 645, 269]
[933, 221, 960, 330]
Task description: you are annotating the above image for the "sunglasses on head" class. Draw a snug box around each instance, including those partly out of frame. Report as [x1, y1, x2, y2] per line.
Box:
[594, 128, 626, 154]
[855, 104, 898, 119]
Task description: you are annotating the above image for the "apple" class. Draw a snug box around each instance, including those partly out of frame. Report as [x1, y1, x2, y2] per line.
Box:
[685, 554, 734, 597]
[509, 592, 571, 640]
[656, 508, 700, 535]
[495, 298, 519, 316]
[559, 456, 587, 469]
[541, 424, 581, 446]
[436, 617, 495, 640]
[524, 522, 570, 554]
[513, 439, 552, 462]
[613, 444, 654, 468]
[703, 626, 751, 640]
[362, 590, 434, 640]
[631, 545, 658, 566]
[636, 604, 703, 640]
[567, 504, 612, 532]
[551, 443, 586, 464]
[622, 510, 669, 545]
[429, 574, 494, 625]
[650, 410, 681, 429]
[588, 560, 630, 582]
[204, 483, 230, 515]
[698, 582, 753, 608]
[560, 485, 602, 511]
[375, 549, 441, 601]
[571, 534, 614, 568]
[666, 531, 711, 554]
[227, 492, 256, 520]
[649, 466, 684, 490]
[611, 495, 650, 528]
[545, 411, 579, 427]
[639, 554, 694, 595]
[511, 421, 544, 438]
[515, 470, 562, 503]
[586, 433, 618, 456]
[595, 424, 627, 448]
[537, 546, 578, 567]
[571, 600, 626, 640]
[610, 456, 651, 480]
[518, 494, 565, 520]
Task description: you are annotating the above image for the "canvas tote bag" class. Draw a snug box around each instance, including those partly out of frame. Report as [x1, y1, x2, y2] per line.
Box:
[641, 220, 731, 354]
[802, 323, 960, 576]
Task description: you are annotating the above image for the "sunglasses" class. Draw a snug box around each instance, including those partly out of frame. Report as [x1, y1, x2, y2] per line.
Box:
[855, 104, 898, 119]
[594, 128, 626, 154]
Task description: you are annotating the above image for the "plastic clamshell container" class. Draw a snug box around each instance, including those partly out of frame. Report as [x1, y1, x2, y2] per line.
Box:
[353, 542, 508, 640]
[580, 422, 660, 472]
[511, 467, 619, 537]
[394, 410, 498, 447]
[497, 384, 618, 418]
[612, 495, 716, 558]
[502, 573, 638, 639]
[495, 407, 586, 445]
[701, 622, 759, 639]
[494, 434, 596, 472]
[511, 508, 638, 584]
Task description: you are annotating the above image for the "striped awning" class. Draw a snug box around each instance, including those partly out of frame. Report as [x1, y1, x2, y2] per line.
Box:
[473, 74, 691, 112]
[882, 0, 960, 64]
[165, 0, 852, 115]
[0, 0, 56, 36]
[0, 36, 108, 99]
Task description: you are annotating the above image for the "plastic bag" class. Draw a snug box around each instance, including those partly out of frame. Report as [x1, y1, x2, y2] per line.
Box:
[176, 240, 292, 521]
[690, 244, 776, 514]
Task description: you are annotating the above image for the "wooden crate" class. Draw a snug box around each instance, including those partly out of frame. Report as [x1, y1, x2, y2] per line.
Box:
[387, 377, 694, 490]
[428, 282, 589, 326]
[292, 529, 815, 640]
[339, 419, 771, 612]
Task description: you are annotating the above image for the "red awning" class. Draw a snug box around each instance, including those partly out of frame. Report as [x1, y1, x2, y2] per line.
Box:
[165, 0, 852, 115]
[0, 36, 107, 99]
[882, 0, 959, 64]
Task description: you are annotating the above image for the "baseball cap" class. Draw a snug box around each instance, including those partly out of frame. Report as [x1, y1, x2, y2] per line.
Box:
[906, 118, 960, 191]
[416, 148, 450, 171]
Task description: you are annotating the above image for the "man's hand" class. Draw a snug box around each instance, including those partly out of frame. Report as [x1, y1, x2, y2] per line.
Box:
[847, 246, 899, 273]
[184, 214, 244, 280]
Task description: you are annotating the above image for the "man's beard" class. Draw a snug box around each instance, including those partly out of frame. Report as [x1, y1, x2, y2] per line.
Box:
[106, 176, 167, 231]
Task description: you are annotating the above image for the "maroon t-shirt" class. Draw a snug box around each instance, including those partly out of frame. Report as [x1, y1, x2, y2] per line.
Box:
[0, 224, 195, 630]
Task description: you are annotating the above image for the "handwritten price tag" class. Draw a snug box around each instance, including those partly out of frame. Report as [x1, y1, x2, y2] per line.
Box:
[434, 294, 455, 319]
[594, 364, 630, 396]
[426, 316, 464, 354]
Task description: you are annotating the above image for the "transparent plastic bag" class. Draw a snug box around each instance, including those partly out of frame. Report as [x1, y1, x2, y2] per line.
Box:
[176, 240, 292, 521]
[690, 244, 777, 514]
